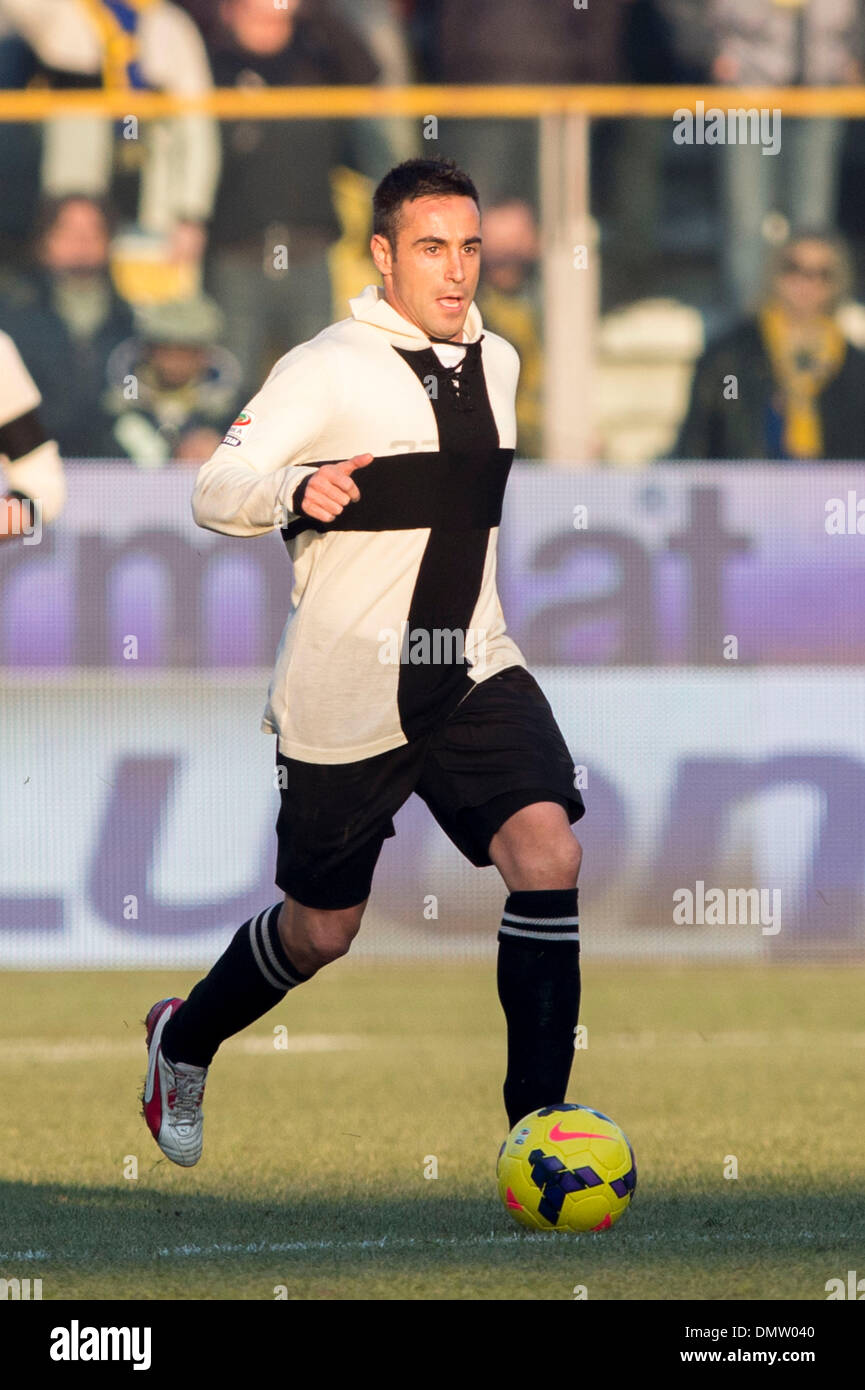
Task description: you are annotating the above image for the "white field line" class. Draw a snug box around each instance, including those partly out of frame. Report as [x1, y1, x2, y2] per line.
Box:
[152, 1227, 849, 1257]
[1, 1030, 864, 1064]
[0, 1236, 566, 1264]
[0, 1034, 369, 1063]
[1, 1228, 851, 1264]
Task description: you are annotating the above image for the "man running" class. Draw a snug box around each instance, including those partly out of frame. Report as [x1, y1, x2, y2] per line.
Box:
[142, 157, 584, 1166]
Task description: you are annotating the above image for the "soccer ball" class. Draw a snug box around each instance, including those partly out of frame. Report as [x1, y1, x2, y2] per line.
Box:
[497, 1103, 636, 1233]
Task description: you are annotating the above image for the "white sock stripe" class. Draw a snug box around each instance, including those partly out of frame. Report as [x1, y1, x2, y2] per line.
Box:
[498, 925, 580, 943]
[259, 905, 301, 987]
[501, 912, 580, 928]
[248, 912, 289, 993]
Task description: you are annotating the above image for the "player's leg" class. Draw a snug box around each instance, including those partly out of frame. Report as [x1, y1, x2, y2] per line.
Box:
[157, 739, 412, 1076]
[487, 801, 582, 1129]
[416, 666, 585, 1130]
[488, 800, 582, 890]
[159, 896, 367, 1072]
[143, 895, 365, 1167]
[143, 740, 421, 1164]
[276, 893, 364, 977]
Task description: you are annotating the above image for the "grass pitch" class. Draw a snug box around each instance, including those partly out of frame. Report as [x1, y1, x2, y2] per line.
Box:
[0, 961, 862, 1300]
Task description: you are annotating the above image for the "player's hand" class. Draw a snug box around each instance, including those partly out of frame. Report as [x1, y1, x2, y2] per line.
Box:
[300, 453, 374, 523]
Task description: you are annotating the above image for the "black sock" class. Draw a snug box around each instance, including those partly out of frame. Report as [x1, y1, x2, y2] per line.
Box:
[497, 887, 581, 1129]
[161, 904, 309, 1068]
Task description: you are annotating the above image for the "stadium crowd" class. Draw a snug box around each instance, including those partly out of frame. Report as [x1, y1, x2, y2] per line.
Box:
[1, 0, 864, 464]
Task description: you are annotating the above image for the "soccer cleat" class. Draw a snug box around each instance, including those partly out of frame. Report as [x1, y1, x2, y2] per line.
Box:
[142, 997, 207, 1167]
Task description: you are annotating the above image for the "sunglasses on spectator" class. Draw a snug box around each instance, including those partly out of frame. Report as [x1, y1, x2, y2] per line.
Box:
[780, 258, 837, 281]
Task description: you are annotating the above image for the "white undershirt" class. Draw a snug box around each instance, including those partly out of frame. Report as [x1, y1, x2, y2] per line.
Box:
[430, 332, 468, 370]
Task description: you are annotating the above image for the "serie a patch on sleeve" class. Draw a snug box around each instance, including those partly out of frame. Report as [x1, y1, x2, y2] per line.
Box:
[222, 409, 255, 447]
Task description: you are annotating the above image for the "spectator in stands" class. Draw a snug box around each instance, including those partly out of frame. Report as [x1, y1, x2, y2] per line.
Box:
[476, 199, 543, 459]
[0, 195, 133, 458]
[0, 0, 220, 267]
[650, 0, 713, 82]
[171, 0, 221, 48]
[429, 0, 631, 84]
[328, 0, 417, 165]
[105, 294, 244, 466]
[205, 0, 384, 389]
[427, 0, 632, 208]
[673, 230, 865, 461]
[708, 0, 864, 310]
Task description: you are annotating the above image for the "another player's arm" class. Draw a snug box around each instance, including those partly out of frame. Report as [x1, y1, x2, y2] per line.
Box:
[0, 348, 67, 540]
[191, 347, 373, 537]
[0, 418, 66, 530]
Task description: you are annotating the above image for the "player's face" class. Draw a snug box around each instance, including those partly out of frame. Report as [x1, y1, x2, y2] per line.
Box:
[373, 195, 482, 342]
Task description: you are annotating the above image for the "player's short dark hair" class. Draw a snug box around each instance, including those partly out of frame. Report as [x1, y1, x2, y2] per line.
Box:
[372, 157, 480, 251]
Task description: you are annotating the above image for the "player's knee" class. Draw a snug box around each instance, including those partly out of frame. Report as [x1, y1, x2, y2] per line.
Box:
[571, 836, 583, 881]
[512, 833, 582, 889]
[545, 833, 581, 885]
[279, 900, 362, 972]
[304, 913, 360, 967]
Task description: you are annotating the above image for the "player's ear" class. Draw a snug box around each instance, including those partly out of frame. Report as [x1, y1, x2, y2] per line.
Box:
[370, 233, 394, 277]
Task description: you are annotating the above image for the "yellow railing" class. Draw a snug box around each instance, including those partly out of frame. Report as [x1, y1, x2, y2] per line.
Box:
[0, 85, 862, 120]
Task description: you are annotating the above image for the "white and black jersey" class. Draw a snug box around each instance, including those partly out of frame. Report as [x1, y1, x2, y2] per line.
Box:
[192, 284, 527, 764]
[0, 331, 67, 523]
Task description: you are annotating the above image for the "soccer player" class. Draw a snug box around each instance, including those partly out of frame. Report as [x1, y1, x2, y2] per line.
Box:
[143, 158, 585, 1167]
[0, 330, 67, 540]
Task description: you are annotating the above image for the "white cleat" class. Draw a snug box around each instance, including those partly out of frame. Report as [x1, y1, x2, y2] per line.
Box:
[142, 997, 207, 1167]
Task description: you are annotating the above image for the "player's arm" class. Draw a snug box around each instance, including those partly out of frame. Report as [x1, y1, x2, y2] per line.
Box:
[293, 453, 374, 523]
[191, 345, 372, 537]
[0, 424, 67, 530]
[0, 334, 67, 536]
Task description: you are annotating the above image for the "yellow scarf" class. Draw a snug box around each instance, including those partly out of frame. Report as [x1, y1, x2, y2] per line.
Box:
[76, 0, 159, 90]
[759, 303, 846, 458]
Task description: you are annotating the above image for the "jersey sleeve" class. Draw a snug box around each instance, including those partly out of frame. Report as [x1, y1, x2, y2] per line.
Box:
[0, 331, 67, 524]
[190, 345, 337, 537]
[0, 330, 42, 427]
[3, 441, 67, 524]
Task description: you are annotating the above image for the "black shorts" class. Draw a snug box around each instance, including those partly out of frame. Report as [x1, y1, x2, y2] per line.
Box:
[274, 664, 585, 909]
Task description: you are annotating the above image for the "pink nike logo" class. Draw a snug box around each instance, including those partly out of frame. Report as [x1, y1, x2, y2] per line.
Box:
[549, 1123, 612, 1142]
